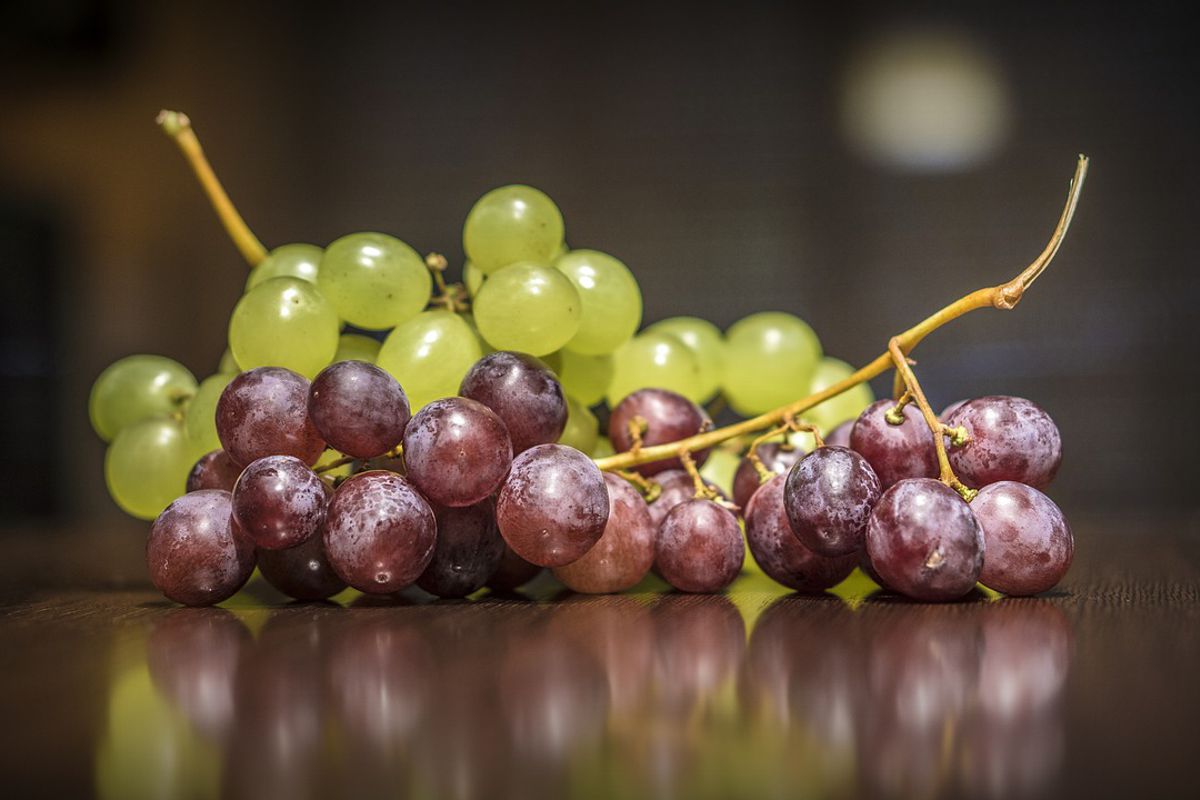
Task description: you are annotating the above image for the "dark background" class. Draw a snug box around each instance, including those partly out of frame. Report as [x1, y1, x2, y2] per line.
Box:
[1, 0, 1196, 535]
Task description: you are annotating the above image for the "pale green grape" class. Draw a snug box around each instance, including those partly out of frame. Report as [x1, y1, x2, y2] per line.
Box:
[185, 373, 236, 456]
[228, 277, 339, 378]
[460, 313, 495, 357]
[801, 357, 875, 434]
[555, 349, 614, 406]
[463, 185, 565, 274]
[646, 316, 725, 402]
[377, 310, 482, 411]
[245, 243, 322, 292]
[472, 262, 581, 356]
[606, 331, 703, 406]
[218, 348, 240, 374]
[89, 355, 197, 442]
[332, 333, 382, 364]
[464, 260, 485, 296]
[318, 232, 432, 329]
[554, 249, 642, 355]
[105, 416, 195, 520]
[722, 312, 822, 416]
[557, 395, 599, 454]
[591, 437, 615, 459]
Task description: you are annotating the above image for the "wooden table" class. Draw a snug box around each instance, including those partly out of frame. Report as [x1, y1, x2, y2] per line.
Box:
[1, 513, 1197, 799]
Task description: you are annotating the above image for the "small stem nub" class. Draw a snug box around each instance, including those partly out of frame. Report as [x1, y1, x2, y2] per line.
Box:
[627, 417, 648, 456]
[679, 449, 720, 501]
[425, 253, 470, 313]
[616, 470, 662, 502]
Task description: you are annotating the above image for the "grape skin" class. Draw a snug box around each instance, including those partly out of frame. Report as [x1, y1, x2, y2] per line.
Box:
[463, 185, 565, 273]
[554, 249, 642, 355]
[318, 232, 431, 330]
[745, 475, 858, 592]
[185, 373, 236, 456]
[486, 544, 543, 592]
[472, 261, 582, 356]
[231, 456, 329, 550]
[402, 397, 514, 508]
[147, 490, 256, 606]
[417, 499, 506, 598]
[557, 396, 600, 454]
[946, 396, 1062, 489]
[105, 416, 195, 520]
[187, 450, 243, 493]
[245, 243, 322, 292]
[825, 420, 854, 449]
[732, 442, 803, 511]
[607, 331, 703, 405]
[645, 316, 725, 402]
[256, 533, 346, 601]
[554, 350, 614, 406]
[89, 354, 197, 442]
[553, 473, 656, 594]
[228, 276, 339, 378]
[784, 446, 882, 557]
[722, 312, 822, 416]
[608, 388, 712, 476]
[309, 360, 411, 459]
[802, 357, 875, 434]
[332, 333, 382, 364]
[216, 367, 326, 467]
[377, 309, 482, 412]
[657, 499, 744, 593]
[646, 469, 728, 529]
[972, 481, 1073, 596]
[459, 351, 567, 453]
[850, 399, 938, 489]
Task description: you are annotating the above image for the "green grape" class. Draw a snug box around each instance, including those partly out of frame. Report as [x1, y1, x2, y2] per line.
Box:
[377, 310, 482, 411]
[185, 373, 236, 456]
[606, 331, 703, 406]
[646, 316, 725, 402]
[555, 349, 614, 406]
[318, 232, 432, 329]
[554, 249, 642, 355]
[315, 448, 353, 479]
[218, 348, 240, 374]
[332, 332, 382, 364]
[463, 260, 485, 297]
[463, 185, 565, 274]
[722, 312, 822, 416]
[557, 395, 599, 453]
[228, 277, 339, 378]
[591, 437, 615, 459]
[245, 243, 322, 292]
[472, 262, 581, 356]
[802, 357, 875, 434]
[460, 313, 495, 357]
[105, 416, 195, 520]
[89, 355, 197, 442]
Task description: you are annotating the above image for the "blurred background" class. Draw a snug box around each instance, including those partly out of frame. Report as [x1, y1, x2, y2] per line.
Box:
[1, 0, 1196, 541]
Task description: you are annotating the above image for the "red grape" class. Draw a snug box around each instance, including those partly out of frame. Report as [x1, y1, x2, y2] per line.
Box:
[732, 442, 803, 510]
[850, 399, 938, 488]
[402, 397, 514, 508]
[417, 499, 506, 598]
[216, 367, 325, 466]
[940, 399, 968, 421]
[825, 420, 853, 449]
[745, 475, 857, 592]
[487, 544, 543, 592]
[187, 449, 243, 493]
[553, 472, 656, 593]
[459, 351, 567, 453]
[784, 445, 881, 556]
[256, 532, 346, 601]
[656, 498, 743, 593]
[232, 455, 328, 550]
[608, 388, 711, 476]
[971, 481, 1073, 595]
[147, 490, 256, 606]
[308, 360, 410, 459]
[945, 396, 1062, 489]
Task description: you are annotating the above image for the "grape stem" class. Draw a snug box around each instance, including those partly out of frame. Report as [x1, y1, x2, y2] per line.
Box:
[425, 253, 471, 313]
[594, 155, 1089, 473]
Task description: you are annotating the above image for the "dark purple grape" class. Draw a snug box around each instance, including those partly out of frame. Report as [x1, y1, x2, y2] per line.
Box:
[187, 449, 243, 493]
[147, 490, 256, 606]
[495, 444, 609, 567]
[971, 481, 1073, 595]
[850, 399, 938, 489]
[257, 532, 347, 601]
[459, 351, 567, 453]
[732, 442, 804, 510]
[486, 544, 543, 591]
[946, 396, 1062, 489]
[826, 420, 853, 449]
[940, 399, 968, 421]
[417, 499, 506, 598]
[657, 499, 743, 593]
[865, 478, 984, 601]
[217, 367, 326, 466]
[553, 472, 656, 593]
[859, 549, 892, 590]
[608, 388, 711, 476]
[323, 470, 437, 594]
[402, 397, 513, 508]
[646, 469, 729, 529]
[308, 360, 410, 459]
[745, 475, 858, 592]
[232, 455, 328, 550]
[784, 445, 881, 557]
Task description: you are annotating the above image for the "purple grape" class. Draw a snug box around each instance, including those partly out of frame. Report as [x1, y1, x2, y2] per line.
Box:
[784, 445, 881, 556]
[553, 472, 656, 593]
[745, 475, 857, 592]
[402, 397, 514, 508]
[850, 399, 938, 488]
[459, 351, 567, 453]
[646, 469, 729, 528]
[971, 481, 1073, 595]
[416, 499, 506, 598]
[232, 455, 328, 550]
[732, 442, 803, 510]
[825, 420, 854, 449]
[495, 444, 610, 567]
[946, 396, 1062, 489]
[940, 399, 968, 421]
[308, 360, 410, 459]
[865, 478, 984, 601]
[187, 449, 243, 493]
[323, 470, 437, 594]
[256, 532, 347, 601]
[859, 548, 892, 590]
[216, 367, 326, 466]
[487, 544, 544, 592]
[147, 490, 256, 606]
[656, 499, 743, 593]
[608, 388, 711, 476]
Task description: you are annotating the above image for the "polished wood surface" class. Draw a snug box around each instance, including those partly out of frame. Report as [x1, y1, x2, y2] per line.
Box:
[1, 513, 1197, 799]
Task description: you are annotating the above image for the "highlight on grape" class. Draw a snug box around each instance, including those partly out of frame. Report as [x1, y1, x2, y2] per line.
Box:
[90, 110, 1088, 606]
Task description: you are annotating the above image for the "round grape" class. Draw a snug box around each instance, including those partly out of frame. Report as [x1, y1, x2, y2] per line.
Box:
[232, 456, 328, 550]
[403, 397, 513, 507]
[745, 475, 858, 591]
[318, 232, 431, 329]
[187, 450, 243, 493]
[803, 357, 875, 433]
[608, 388, 711, 476]
[228, 276, 339, 378]
[417, 499, 506, 598]
[216, 367, 326, 466]
[722, 312, 822, 416]
[184, 372, 236, 457]
[554, 349, 614, 406]
[473, 262, 581, 355]
[105, 416, 195, 520]
[218, 348, 240, 374]
[309, 360, 411, 459]
[784, 445, 882, 556]
[463, 185, 565, 273]
[147, 490, 256, 606]
[646, 316, 725, 402]
[332, 332, 381, 364]
[554, 249, 642, 355]
[850, 399, 938, 488]
[606, 331, 703, 405]
[487, 544, 543, 592]
[463, 260, 485, 296]
[377, 309, 482, 412]
[972, 481, 1073, 596]
[89, 355, 196, 441]
[557, 395, 600, 454]
[657, 499, 744, 593]
[945, 396, 1062, 489]
[257, 532, 346, 601]
[940, 399, 968, 421]
[553, 473, 655, 593]
[826, 420, 854, 449]
[245, 243, 322, 292]
[459, 351, 567, 453]
[732, 442, 803, 510]
[646, 469, 700, 529]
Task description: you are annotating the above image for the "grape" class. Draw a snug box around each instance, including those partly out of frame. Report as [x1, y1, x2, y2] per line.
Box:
[472, 262, 581, 355]
[187, 449, 243, 493]
[105, 416, 195, 520]
[784, 446, 882, 556]
[722, 312, 822, 415]
[257, 532, 346, 601]
[216, 367, 326, 466]
[859, 549, 891, 590]
[185, 372, 236, 456]
[608, 388, 711, 476]
[495, 444, 609, 567]
[826, 420, 853, 449]
[591, 437, 615, 459]
[645, 316, 725, 402]
[745, 475, 858, 591]
[245, 243, 322, 292]
[554, 349, 614, 406]
[309, 360, 411, 459]
[228, 277, 339, 378]
[231, 455, 328, 550]
[402, 397, 513, 507]
[940, 399, 968, 421]
[376, 309, 482, 411]
[323, 471, 437, 594]
[803, 357, 875, 433]
[945, 396, 1062, 489]
[732, 442, 803, 510]
[606, 331, 703, 405]
[89, 355, 197, 441]
[332, 333, 381, 364]
[463, 185, 565, 274]
[865, 478, 984, 601]
[315, 448, 355, 479]
[487, 544, 543, 592]
[416, 499, 506, 598]
[463, 260, 485, 296]
[656, 499, 743, 593]
[850, 399, 938, 488]
[459, 351, 567, 453]
[971, 481, 1073, 595]
[646, 469, 698, 529]
[318, 232, 431, 329]
[147, 490, 256, 606]
[218, 348, 240, 374]
[557, 395, 599, 454]
[553, 249, 642, 355]
[553, 473, 655, 593]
